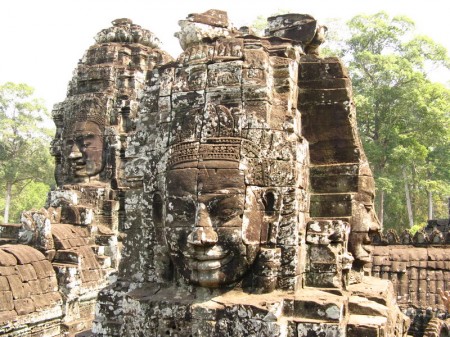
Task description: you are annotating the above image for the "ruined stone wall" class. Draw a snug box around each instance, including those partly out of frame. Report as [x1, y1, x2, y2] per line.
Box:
[1, 18, 171, 336]
[94, 11, 408, 337]
[0, 245, 62, 336]
[371, 219, 450, 336]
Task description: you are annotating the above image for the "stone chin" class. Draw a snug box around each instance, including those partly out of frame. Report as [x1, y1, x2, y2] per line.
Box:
[353, 247, 372, 264]
[192, 270, 227, 288]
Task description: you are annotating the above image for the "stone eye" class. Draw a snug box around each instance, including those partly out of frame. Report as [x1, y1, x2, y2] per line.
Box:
[208, 197, 243, 222]
[216, 207, 243, 222]
[219, 208, 237, 218]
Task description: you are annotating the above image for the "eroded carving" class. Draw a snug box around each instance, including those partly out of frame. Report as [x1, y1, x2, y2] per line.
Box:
[0, 18, 172, 336]
[93, 10, 409, 337]
[0, 9, 416, 337]
[164, 156, 263, 287]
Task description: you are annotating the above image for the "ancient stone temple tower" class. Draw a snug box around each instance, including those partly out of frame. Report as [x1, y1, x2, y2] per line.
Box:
[10, 8, 447, 337]
[93, 10, 409, 337]
[43, 19, 171, 333]
[0, 19, 171, 336]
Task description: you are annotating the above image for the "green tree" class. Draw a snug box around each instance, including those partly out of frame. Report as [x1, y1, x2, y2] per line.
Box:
[341, 12, 450, 230]
[0, 82, 55, 224]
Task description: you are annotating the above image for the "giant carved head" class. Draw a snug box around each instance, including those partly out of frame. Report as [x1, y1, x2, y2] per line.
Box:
[52, 97, 111, 185]
[161, 139, 264, 288]
[67, 119, 105, 179]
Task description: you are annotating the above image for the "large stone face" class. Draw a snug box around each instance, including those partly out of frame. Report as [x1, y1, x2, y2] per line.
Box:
[299, 55, 381, 272]
[93, 10, 408, 337]
[0, 9, 418, 337]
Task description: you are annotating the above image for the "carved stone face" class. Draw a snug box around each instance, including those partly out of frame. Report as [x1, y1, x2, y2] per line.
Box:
[349, 203, 381, 265]
[67, 121, 104, 179]
[164, 167, 262, 287]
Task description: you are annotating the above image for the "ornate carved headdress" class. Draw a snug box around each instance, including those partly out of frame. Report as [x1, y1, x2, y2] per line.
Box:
[64, 96, 108, 137]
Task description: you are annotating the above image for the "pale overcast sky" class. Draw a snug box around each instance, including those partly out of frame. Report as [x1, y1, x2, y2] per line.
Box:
[1, 0, 449, 114]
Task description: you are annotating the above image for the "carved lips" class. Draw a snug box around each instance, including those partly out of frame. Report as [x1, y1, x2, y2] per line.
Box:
[184, 248, 233, 271]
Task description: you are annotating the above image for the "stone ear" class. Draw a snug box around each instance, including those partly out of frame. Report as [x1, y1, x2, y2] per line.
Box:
[152, 193, 164, 228]
[262, 190, 276, 216]
[261, 190, 279, 245]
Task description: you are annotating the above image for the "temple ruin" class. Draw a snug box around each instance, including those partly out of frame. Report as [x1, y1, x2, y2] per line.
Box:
[0, 9, 449, 337]
[0, 18, 171, 335]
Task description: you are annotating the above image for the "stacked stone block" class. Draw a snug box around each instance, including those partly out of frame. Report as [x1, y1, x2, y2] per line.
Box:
[372, 245, 450, 336]
[305, 220, 353, 288]
[0, 245, 62, 336]
[299, 55, 379, 274]
[92, 10, 409, 337]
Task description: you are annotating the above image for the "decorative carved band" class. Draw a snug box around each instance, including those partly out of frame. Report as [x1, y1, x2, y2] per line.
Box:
[167, 138, 259, 168]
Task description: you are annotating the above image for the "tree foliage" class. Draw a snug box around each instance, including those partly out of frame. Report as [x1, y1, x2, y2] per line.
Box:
[0, 82, 55, 224]
[340, 12, 450, 230]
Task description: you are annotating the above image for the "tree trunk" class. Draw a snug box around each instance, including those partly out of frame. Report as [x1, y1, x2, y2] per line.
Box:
[428, 190, 433, 220]
[402, 168, 414, 227]
[3, 182, 12, 224]
[377, 190, 384, 228]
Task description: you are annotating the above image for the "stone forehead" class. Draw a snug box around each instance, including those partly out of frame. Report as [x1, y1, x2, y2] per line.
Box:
[166, 167, 246, 196]
[72, 120, 104, 135]
[64, 97, 107, 135]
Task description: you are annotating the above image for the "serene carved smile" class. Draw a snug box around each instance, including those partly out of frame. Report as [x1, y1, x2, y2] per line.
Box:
[186, 251, 234, 271]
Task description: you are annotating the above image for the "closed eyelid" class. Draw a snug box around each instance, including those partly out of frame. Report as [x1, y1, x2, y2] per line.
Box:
[212, 208, 243, 227]
[216, 198, 244, 209]
[210, 199, 244, 219]
[217, 208, 243, 217]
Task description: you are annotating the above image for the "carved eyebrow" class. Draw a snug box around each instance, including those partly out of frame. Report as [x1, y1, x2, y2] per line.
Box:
[198, 193, 244, 205]
[214, 188, 244, 194]
[217, 196, 244, 207]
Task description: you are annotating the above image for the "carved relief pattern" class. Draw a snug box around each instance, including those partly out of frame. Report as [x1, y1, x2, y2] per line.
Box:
[0, 10, 421, 337]
[98, 9, 409, 337]
[0, 18, 172, 336]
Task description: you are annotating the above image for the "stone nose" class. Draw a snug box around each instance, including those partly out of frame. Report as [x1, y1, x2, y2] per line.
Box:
[187, 204, 218, 246]
[369, 219, 381, 232]
[68, 143, 83, 159]
[187, 227, 218, 246]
